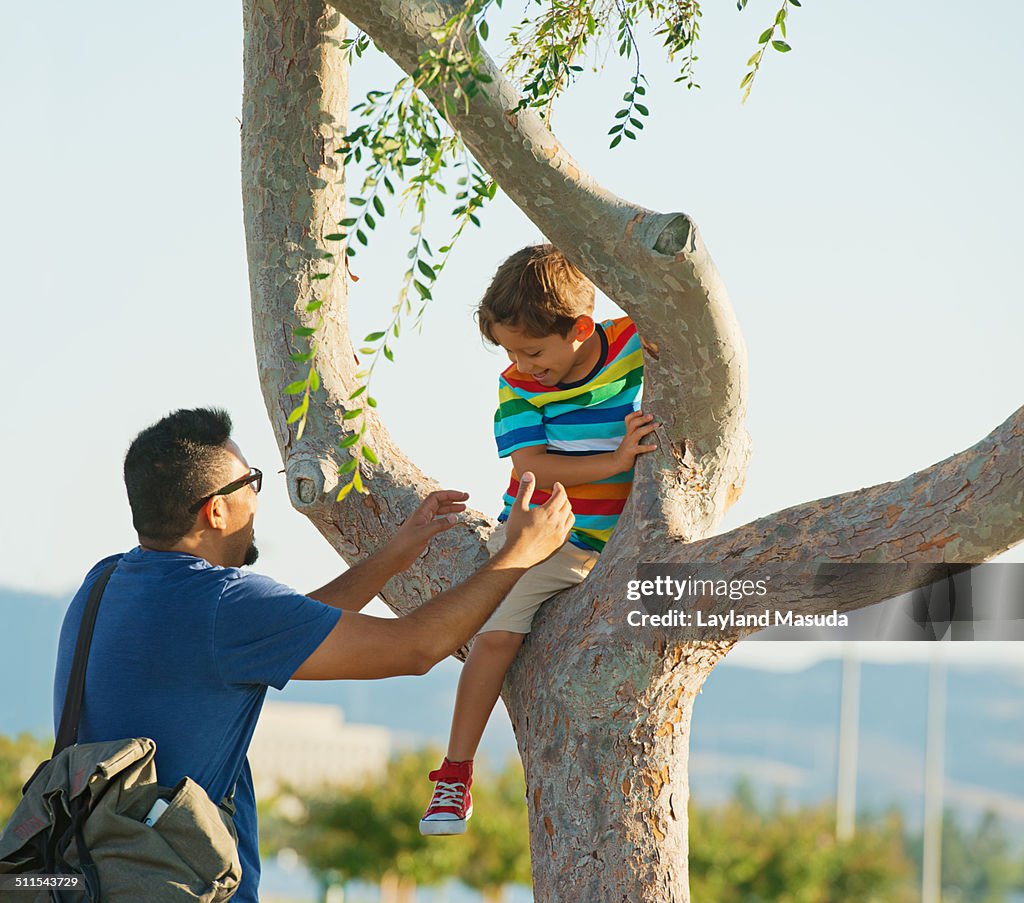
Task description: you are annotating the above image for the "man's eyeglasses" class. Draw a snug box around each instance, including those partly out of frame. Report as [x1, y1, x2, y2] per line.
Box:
[189, 468, 263, 514]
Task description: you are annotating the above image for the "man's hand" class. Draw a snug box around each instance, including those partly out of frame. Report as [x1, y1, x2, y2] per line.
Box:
[382, 489, 470, 573]
[497, 473, 574, 569]
[613, 411, 659, 471]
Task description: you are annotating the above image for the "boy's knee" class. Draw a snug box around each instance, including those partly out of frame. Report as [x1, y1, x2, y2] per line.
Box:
[476, 630, 526, 651]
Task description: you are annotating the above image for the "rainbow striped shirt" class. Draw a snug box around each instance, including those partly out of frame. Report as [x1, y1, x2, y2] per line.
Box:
[494, 317, 644, 552]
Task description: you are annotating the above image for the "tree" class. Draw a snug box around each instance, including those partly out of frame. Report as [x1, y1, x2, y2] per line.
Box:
[688, 788, 917, 903]
[285, 750, 465, 900]
[0, 734, 50, 826]
[239, 1, 1024, 899]
[906, 809, 1024, 903]
[460, 759, 533, 902]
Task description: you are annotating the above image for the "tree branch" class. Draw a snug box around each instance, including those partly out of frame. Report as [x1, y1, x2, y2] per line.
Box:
[242, 0, 492, 612]
[660, 403, 1024, 627]
[328, 0, 752, 546]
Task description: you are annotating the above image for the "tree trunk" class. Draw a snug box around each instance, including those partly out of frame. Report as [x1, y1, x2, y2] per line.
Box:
[240, 2, 1024, 901]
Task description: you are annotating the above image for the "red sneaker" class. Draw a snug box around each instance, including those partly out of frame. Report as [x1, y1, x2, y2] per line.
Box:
[419, 758, 473, 836]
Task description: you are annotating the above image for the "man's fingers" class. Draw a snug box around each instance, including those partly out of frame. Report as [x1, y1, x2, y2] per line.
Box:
[425, 513, 459, 537]
[434, 502, 468, 516]
[515, 472, 536, 510]
[545, 481, 568, 509]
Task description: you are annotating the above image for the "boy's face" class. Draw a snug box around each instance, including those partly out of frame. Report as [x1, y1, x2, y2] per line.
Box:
[491, 317, 597, 387]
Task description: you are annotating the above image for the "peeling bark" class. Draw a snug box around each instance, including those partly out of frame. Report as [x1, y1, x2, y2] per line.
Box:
[240, 2, 1023, 901]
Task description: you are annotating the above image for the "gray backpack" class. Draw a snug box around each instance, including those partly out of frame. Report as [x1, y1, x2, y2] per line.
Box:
[0, 564, 242, 902]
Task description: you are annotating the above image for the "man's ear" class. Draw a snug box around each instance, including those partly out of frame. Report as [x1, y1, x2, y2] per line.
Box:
[202, 496, 229, 530]
[574, 315, 596, 341]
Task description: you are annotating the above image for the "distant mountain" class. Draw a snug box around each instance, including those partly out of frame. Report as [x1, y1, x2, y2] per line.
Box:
[0, 587, 68, 736]
[4, 587, 1023, 835]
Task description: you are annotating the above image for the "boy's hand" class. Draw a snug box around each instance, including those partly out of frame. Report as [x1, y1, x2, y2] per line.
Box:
[499, 473, 574, 569]
[613, 411, 659, 471]
[383, 489, 470, 572]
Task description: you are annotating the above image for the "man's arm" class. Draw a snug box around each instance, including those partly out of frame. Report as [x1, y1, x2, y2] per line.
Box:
[291, 473, 574, 680]
[306, 490, 470, 612]
[510, 411, 658, 489]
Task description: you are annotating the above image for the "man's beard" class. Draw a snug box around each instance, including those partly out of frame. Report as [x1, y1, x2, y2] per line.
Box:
[243, 536, 259, 566]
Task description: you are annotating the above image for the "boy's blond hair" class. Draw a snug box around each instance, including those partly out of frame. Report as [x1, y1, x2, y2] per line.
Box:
[476, 244, 595, 342]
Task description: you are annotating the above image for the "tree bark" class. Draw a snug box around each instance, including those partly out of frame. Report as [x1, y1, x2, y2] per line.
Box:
[240, 2, 1024, 901]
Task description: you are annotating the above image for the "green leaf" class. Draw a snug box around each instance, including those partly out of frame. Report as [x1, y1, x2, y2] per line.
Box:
[772, 40, 791, 52]
[364, 213, 375, 229]
[324, 233, 345, 241]
[373, 196, 385, 216]
[610, 134, 622, 149]
[478, 19, 488, 40]
[383, 345, 395, 362]
[342, 409, 362, 420]
[362, 446, 379, 464]
[293, 326, 317, 337]
[340, 217, 358, 227]
[305, 299, 323, 312]
[309, 368, 320, 392]
[290, 351, 314, 363]
[635, 103, 649, 116]
[417, 260, 435, 279]
[284, 380, 307, 395]
[339, 433, 360, 448]
[367, 396, 378, 408]
[349, 385, 367, 399]
[352, 468, 365, 494]
[740, 71, 754, 88]
[758, 28, 773, 44]
[414, 281, 432, 300]
[339, 457, 359, 475]
[349, 197, 366, 206]
[614, 108, 629, 119]
[365, 331, 386, 341]
[286, 401, 308, 424]
[311, 273, 329, 281]
[356, 230, 368, 246]
[336, 480, 355, 502]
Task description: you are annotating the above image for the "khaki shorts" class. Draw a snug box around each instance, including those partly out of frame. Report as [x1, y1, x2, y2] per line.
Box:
[479, 524, 599, 635]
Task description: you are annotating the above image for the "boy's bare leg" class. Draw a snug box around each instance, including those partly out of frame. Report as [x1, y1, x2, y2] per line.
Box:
[447, 630, 526, 761]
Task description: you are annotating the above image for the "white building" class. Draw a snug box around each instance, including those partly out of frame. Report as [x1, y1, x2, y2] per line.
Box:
[249, 701, 390, 797]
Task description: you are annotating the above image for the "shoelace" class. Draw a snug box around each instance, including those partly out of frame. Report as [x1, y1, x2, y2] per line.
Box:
[429, 780, 467, 809]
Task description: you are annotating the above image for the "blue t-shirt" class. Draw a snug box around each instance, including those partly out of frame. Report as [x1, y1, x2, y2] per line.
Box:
[53, 547, 342, 903]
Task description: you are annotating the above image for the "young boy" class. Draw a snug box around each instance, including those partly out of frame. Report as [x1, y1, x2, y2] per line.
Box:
[419, 244, 657, 836]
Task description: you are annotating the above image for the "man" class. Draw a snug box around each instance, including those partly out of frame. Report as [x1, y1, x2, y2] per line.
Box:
[53, 408, 573, 902]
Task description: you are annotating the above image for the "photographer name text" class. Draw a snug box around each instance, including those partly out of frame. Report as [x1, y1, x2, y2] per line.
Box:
[626, 609, 849, 629]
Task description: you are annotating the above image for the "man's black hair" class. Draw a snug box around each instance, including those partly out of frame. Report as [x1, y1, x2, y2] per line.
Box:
[124, 408, 235, 543]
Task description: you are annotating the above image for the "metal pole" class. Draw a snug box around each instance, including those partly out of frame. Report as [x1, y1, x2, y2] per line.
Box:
[835, 644, 860, 841]
[921, 654, 947, 903]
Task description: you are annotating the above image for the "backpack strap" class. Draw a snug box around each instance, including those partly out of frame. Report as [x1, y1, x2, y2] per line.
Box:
[53, 562, 120, 756]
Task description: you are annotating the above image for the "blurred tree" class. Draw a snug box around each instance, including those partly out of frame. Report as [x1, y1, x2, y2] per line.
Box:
[282, 749, 466, 898]
[460, 758, 532, 902]
[688, 783, 917, 903]
[0, 734, 50, 824]
[906, 808, 1023, 903]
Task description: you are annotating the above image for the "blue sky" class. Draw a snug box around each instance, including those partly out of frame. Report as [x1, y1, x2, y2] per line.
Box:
[1, 1, 1021, 670]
